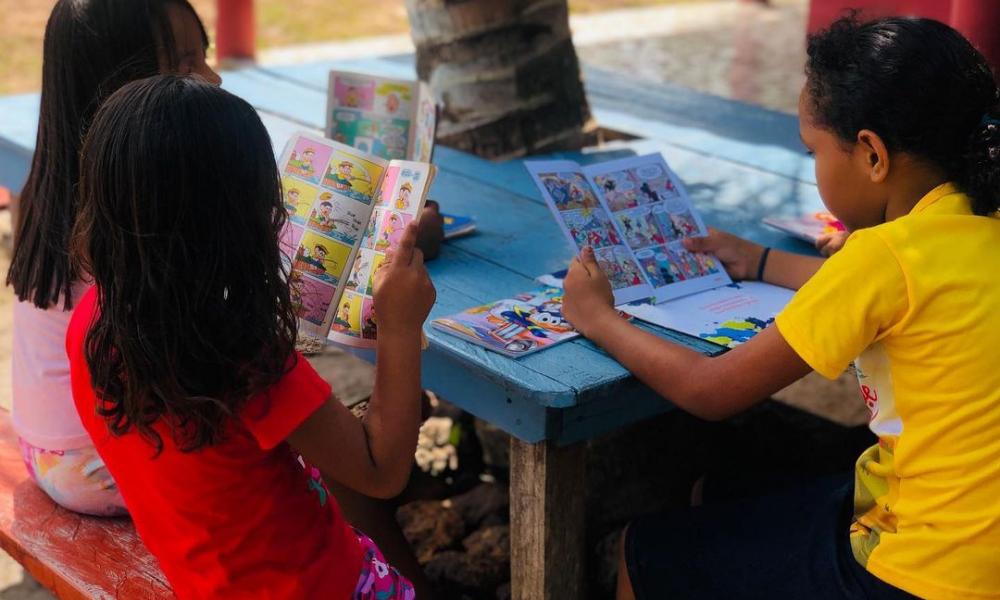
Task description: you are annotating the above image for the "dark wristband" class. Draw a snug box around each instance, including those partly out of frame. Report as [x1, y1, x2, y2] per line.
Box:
[756, 247, 772, 281]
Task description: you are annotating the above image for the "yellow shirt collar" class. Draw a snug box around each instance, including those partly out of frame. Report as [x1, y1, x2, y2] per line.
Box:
[910, 182, 963, 215]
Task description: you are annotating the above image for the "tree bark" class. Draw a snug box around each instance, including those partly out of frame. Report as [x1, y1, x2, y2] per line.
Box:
[405, 0, 595, 160]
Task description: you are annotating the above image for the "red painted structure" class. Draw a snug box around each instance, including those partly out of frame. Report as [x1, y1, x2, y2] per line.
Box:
[808, 0, 1000, 70]
[216, 0, 256, 62]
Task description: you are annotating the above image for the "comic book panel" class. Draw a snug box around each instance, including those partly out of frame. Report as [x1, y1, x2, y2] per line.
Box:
[281, 176, 318, 224]
[292, 231, 354, 286]
[320, 149, 385, 204]
[559, 207, 620, 250]
[332, 74, 376, 110]
[374, 211, 413, 253]
[594, 245, 646, 290]
[615, 206, 666, 250]
[330, 109, 410, 161]
[360, 208, 382, 250]
[306, 192, 367, 246]
[360, 297, 378, 340]
[289, 270, 337, 327]
[284, 139, 332, 185]
[537, 172, 601, 211]
[379, 165, 428, 215]
[343, 247, 376, 294]
[330, 290, 365, 338]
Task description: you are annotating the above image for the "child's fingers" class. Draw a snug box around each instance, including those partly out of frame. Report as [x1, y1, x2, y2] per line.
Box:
[683, 236, 709, 252]
[394, 221, 420, 266]
[580, 246, 600, 275]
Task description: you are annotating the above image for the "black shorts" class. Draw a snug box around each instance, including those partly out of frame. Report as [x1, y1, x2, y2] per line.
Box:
[624, 474, 918, 599]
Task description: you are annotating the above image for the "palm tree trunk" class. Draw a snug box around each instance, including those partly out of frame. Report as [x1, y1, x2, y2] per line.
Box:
[405, 0, 595, 160]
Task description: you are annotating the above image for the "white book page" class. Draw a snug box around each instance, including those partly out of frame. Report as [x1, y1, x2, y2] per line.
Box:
[582, 154, 731, 303]
[526, 160, 654, 305]
[625, 281, 794, 348]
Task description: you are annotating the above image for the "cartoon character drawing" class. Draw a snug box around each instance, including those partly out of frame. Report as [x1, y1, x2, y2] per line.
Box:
[345, 257, 369, 291]
[284, 187, 300, 214]
[344, 87, 361, 108]
[376, 213, 403, 251]
[295, 244, 329, 276]
[481, 301, 573, 353]
[332, 300, 353, 332]
[309, 199, 335, 228]
[394, 181, 413, 210]
[640, 182, 660, 203]
[289, 271, 304, 316]
[287, 148, 316, 178]
[362, 306, 378, 340]
[328, 161, 355, 192]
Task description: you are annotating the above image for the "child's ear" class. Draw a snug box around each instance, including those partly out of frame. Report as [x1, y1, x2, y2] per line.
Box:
[856, 129, 890, 183]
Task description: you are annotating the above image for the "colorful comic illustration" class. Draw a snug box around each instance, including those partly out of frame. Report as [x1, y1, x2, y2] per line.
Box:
[284, 138, 332, 184]
[432, 288, 578, 357]
[375, 211, 413, 252]
[377, 164, 427, 213]
[307, 192, 366, 245]
[537, 172, 601, 211]
[365, 253, 387, 296]
[281, 176, 319, 222]
[593, 162, 680, 211]
[360, 209, 381, 250]
[329, 109, 411, 161]
[320, 150, 384, 204]
[595, 245, 645, 290]
[615, 206, 667, 250]
[330, 290, 365, 338]
[561, 208, 619, 250]
[289, 270, 338, 327]
[332, 74, 376, 110]
[344, 248, 375, 293]
[292, 231, 353, 286]
[375, 81, 414, 117]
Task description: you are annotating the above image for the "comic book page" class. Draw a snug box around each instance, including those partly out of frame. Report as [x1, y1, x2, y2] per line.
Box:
[327, 71, 437, 162]
[278, 132, 388, 340]
[432, 288, 580, 357]
[582, 154, 732, 303]
[526, 160, 654, 305]
[624, 281, 794, 348]
[327, 160, 437, 348]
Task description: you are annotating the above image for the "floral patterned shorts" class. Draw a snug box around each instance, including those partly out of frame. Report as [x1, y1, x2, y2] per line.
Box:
[18, 438, 127, 517]
[352, 528, 417, 600]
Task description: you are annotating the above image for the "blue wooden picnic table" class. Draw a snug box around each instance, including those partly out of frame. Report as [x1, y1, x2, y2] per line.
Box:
[0, 54, 824, 599]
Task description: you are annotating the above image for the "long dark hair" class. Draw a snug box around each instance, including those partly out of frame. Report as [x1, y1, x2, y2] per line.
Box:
[7, 0, 208, 309]
[806, 15, 1000, 216]
[73, 75, 297, 452]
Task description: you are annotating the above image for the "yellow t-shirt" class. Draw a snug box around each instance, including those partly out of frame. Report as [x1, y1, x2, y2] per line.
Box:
[775, 183, 1000, 600]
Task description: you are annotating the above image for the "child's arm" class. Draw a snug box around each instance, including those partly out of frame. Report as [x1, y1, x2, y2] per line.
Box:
[684, 228, 825, 290]
[288, 222, 435, 498]
[563, 247, 812, 421]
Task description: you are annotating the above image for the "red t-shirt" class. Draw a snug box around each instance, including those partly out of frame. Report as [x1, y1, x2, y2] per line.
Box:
[67, 287, 363, 599]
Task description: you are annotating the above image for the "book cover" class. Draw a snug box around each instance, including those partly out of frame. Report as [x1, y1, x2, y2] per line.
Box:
[762, 212, 845, 244]
[432, 288, 579, 357]
[442, 213, 477, 239]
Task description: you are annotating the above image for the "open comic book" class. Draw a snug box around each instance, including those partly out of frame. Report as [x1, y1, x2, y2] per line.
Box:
[526, 154, 732, 305]
[327, 71, 437, 162]
[278, 132, 436, 347]
[526, 154, 796, 350]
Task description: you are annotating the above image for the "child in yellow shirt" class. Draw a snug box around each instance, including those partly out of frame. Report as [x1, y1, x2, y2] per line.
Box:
[564, 15, 1000, 600]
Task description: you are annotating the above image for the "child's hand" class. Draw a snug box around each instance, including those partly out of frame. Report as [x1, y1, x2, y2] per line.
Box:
[683, 228, 765, 280]
[373, 221, 436, 337]
[815, 230, 849, 257]
[562, 247, 616, 337]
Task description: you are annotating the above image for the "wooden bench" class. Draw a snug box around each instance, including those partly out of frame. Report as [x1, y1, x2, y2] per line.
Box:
[0, 410, 172, 600]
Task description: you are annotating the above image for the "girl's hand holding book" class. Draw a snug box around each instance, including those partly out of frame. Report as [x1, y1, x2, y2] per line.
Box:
[682, 228, 765, 281]
[373, 220, 437, 338]
[563, 246, 617, 337]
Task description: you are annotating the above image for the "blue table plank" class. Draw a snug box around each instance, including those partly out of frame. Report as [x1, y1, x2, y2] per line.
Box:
[0, 93, 40, 193]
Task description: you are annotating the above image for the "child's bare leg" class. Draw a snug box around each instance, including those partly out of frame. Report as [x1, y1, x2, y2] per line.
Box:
[328, 480, 432, 598]
[617, 525, 636, 600]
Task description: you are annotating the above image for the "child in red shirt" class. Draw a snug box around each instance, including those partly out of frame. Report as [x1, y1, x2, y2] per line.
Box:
[67, 75, 435, 599]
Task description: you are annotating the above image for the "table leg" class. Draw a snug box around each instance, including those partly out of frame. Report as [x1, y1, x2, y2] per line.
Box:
[509, 438, 586, 600]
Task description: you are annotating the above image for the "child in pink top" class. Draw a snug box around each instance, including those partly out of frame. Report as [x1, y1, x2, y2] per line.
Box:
[6, 0, 220, 515]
